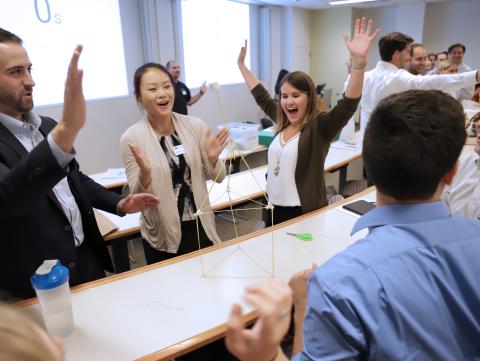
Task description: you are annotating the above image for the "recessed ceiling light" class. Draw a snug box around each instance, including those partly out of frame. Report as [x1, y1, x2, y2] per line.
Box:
[329, 0, 380, 5]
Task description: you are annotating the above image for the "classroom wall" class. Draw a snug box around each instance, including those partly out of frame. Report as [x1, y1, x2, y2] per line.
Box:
[269, 5, 284, 94]
[290, 7, 311, 73]
[310, 8, 353, 105]
[394, 2, 426, 44]
[309, 0, 479, 105]
[353, 0, 479, 70]
[351, 7, 397, 66]
[142, 0, 176, 64]
[35, 0, 265, 174]
[33, 0, 479, 174]
[267, 6, 311, 91]
[423, 0, 480, 70]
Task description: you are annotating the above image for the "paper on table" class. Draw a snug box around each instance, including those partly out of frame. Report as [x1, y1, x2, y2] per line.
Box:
[99, 168, 126, 179]
[93, 209, 118, 236]
[330, 141, 361, 151]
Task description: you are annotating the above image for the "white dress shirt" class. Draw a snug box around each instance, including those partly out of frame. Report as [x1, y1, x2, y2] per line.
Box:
[267, 131, 301, 206]
[442, 151, 480, 219]
[358, 61, 478, 140]
[0, 111, 85, 246]
[456, 63, 475, 101]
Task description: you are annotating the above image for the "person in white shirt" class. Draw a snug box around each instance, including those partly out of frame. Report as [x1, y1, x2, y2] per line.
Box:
[436, 60, 460, 98]
[442, 121, 480, 219]
[448, 42, 474, 101]
[357, 32, 480, 141]
[437, 51, 448, 63]
[407, 43, 428, 75]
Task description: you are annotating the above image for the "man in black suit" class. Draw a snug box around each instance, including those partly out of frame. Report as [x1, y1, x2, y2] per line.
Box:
[0, 28, 159, 300]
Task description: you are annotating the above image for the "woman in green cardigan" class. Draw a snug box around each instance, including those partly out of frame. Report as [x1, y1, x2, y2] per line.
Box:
[237, 18, 379, 226]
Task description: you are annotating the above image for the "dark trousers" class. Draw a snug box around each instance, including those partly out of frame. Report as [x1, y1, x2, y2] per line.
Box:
[69, 242, 106, 286]
[264, 205, 303, 227]
[142, 220, 213, 265]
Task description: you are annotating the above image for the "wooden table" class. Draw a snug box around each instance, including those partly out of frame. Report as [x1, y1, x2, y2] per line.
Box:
[15, 188, 375, 361]
[89, 138, 361, 191]
[89, 145, 268, 190]
[99, 140, 363, 273]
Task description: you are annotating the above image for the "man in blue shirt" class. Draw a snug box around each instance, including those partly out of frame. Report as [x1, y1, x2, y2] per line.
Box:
[225, 89, 480, 360]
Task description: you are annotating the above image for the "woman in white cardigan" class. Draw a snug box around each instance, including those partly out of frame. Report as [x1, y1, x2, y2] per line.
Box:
[120, 63, 229, 264]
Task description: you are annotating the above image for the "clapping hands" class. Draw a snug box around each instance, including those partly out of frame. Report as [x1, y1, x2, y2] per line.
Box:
[204, 128, 229, 166]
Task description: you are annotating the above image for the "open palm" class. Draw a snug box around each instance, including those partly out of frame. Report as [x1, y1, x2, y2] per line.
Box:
[237, 39, 248, 67]
[344, 17, 380, 60]
[204, 128, 229, 165]
[129, 143, 151, 175]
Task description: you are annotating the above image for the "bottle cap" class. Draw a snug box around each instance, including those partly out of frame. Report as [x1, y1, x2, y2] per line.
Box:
[31, 260, 69, 290]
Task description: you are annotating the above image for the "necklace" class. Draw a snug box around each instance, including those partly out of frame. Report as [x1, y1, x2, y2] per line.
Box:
[273, 130, 299, 176]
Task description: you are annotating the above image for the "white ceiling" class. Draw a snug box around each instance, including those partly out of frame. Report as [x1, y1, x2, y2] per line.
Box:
[250, 0, 463, 10]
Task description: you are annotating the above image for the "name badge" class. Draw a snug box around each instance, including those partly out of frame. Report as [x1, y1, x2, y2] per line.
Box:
[173, 144, 186, 156]
[181, 89, 187, 95]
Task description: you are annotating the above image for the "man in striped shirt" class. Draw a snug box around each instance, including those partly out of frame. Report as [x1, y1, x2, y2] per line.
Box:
[442, 120, 480, 219]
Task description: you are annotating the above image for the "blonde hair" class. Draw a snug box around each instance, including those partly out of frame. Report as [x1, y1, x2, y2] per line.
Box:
[0, 306, 61, 361]
[275, 71, 322, 132]
[438, 60, 456, 73]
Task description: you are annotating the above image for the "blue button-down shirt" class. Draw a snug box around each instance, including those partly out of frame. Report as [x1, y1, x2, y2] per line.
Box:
[293, 201, 480, 361]
[0, 111, 85, 246]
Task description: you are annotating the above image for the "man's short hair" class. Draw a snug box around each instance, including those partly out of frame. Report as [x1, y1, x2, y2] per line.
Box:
[165, 60, 176, 70]
[409, 43, 425, 57]
[363, 90, 466, 201]
[378, 32, 414, 61]
[0, 28, 23, 44]
[448, 43, 466, 54]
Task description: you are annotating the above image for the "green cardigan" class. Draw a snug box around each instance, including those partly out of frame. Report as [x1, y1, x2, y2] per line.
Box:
[251, 83, 360, 213]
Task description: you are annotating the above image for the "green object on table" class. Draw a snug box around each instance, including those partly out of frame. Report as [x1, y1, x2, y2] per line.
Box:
[258, 129, 276, 147]
[286, 232, 314, 241]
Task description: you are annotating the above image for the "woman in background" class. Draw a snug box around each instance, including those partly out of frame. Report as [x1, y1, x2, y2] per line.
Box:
[120, 63, 229, 264]
[237, 18, 379, 226]
[438, 59, 458, 74]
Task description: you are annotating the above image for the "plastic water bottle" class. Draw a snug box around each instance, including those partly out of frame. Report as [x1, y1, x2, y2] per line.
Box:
[31, 260, 74, 337]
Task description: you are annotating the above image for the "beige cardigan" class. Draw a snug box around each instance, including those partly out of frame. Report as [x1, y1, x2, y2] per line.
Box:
[120, 113, 225, 253]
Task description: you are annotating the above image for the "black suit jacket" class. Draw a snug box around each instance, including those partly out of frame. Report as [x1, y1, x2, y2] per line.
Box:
[0, 116, 121, 299]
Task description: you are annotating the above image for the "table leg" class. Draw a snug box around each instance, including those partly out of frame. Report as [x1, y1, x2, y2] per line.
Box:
[110, 236, 131, 273]
[338, 165, 348, 195]
[232, 158, 241, 174]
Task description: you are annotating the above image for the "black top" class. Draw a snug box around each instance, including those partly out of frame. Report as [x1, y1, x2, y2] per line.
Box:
[172, 81, 191, 115]
[158, 132, 196, 221]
